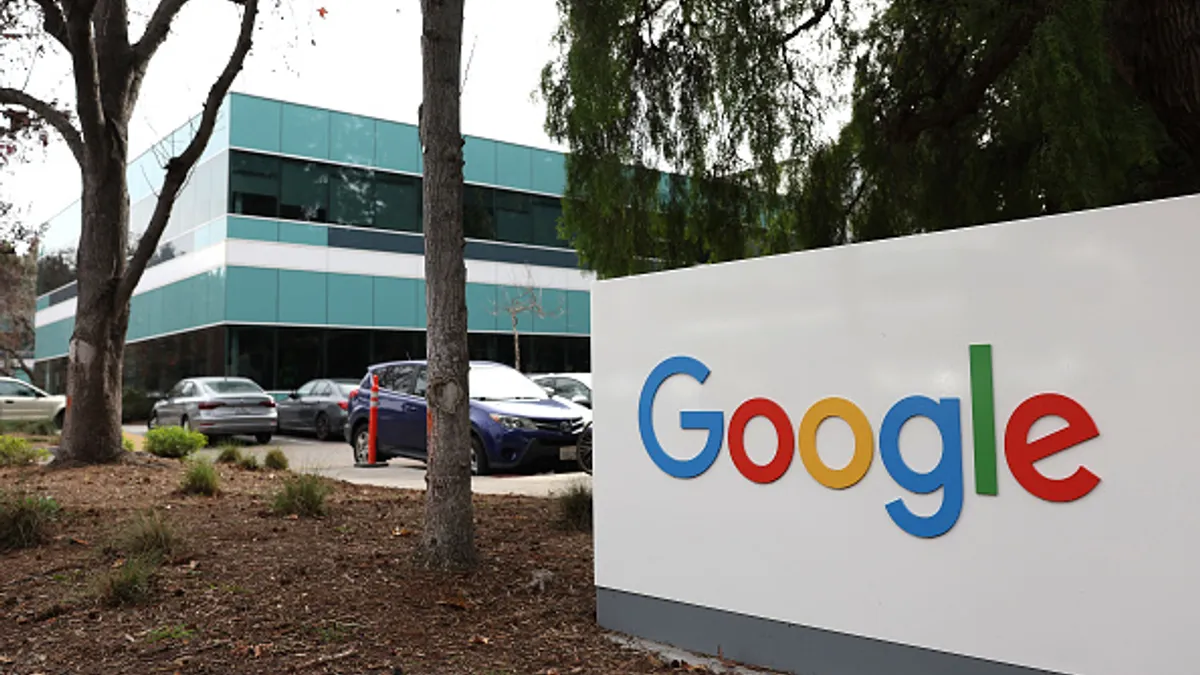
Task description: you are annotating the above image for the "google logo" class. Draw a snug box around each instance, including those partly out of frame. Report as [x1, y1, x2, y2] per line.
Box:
[637, 344, 1101, 538]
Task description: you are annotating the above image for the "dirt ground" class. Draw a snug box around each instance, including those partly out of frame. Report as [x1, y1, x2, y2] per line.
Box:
[0, 458, 696, 675]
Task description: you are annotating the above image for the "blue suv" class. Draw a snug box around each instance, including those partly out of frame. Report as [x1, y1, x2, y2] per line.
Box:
[344, 360, 586, 475]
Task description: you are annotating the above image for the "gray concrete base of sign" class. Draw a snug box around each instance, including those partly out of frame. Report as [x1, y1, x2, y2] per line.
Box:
[596, 587, 1065, 675]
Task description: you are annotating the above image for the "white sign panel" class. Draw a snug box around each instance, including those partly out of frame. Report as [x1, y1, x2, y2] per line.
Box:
[592, 196, 1200, 675]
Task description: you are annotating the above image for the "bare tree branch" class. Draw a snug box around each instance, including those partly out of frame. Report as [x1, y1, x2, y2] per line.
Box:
[0, 87, 84, 163]
[30, 0, 70, 46]
[132, 0, 188, 64]
[62, 1, 106, 152]
[778, 0, 835, 43]
[118, 0, 258, 302]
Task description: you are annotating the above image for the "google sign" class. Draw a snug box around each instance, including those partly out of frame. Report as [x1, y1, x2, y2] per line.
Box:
[638, 344, 1101, 539]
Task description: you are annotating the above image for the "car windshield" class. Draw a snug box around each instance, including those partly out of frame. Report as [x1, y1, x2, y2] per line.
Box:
[468, 365, 549, 401]
[204, 379, 263, 394]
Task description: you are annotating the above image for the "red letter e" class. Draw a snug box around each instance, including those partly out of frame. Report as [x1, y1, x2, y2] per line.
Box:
[1005, 393, 1100, 503]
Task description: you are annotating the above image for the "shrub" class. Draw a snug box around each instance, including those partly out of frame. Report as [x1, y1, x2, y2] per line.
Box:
[555, 481, 593, 533]
[0, 419, 57, 436]
[236, 453, 260, 471]
[263, 448, 289, 471]
[0, 491, 60, 551]
[94, 555, 157, 606]
[180, 459, 220, 496]
[272, 474, 331, 518]
[122, 437, 136, 453]
[113, 510, 179, 563]
[144, 427, 207, 459]
[215, 445, 243, 464]
[0, 435, 50, 466]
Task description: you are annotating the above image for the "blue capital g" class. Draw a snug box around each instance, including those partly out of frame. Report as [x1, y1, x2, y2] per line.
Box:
[638, 356, 724, 478]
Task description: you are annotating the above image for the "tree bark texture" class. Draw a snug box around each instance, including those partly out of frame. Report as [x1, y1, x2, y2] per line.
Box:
[419, 0, 477, 569]
[1110, 0, 1200, 169]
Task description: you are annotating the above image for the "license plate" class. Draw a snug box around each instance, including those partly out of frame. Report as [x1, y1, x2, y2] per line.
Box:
[559, 445, 577, 461]
[234, 407, 251, 415]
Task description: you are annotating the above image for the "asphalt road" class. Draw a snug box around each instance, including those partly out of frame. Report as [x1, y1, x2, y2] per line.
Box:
[123, 425, 591, 498]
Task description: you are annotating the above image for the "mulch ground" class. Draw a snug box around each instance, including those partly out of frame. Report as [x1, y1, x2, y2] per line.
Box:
[0, 458, 694, 675]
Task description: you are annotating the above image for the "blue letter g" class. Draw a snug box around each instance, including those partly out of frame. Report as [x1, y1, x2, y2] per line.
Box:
[638, 356, 724, 478]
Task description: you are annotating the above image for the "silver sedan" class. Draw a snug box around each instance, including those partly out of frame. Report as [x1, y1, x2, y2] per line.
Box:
[148, 377, 278, 444]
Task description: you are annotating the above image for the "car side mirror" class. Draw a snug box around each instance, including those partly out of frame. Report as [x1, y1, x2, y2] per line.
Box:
[289, 391, 300, 400]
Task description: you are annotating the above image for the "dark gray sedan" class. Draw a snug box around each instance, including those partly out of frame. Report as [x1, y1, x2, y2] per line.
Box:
[276, 378, 358, 441]
[148, 377, 278, 444]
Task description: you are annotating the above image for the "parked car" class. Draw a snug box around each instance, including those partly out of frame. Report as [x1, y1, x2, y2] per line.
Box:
[148, 377, 278, 444]
[276, 378, 358, 441]
[0, 377, 68, 428]
[531, 373, 592, 409]
[345, 361, 586, 475]
[576, 421, 593, 474]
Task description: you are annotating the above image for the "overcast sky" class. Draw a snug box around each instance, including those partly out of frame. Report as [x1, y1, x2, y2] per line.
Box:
[3, 0, 848, 230]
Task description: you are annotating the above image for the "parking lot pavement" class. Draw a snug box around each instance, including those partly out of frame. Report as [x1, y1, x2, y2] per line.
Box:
[124, 425, 590, 498]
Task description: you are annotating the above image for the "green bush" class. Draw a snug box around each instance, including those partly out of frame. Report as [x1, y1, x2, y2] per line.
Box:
[0, 491, 60, 551]
[272, 474, 331, 518]
[555, 481, 593, 533]
[113, 510, 179, 563]
[215, 444, 243, 464]
[263, 448, 289, 471]
[144, 427, 207, 459]
[236, 453, 260, 471]
[0, 419, 57, 436]
[122, 437, 135, 452]
[0, 435, 50, 466]
[180, 459, 219, 496]
[94, 555, 157, 606]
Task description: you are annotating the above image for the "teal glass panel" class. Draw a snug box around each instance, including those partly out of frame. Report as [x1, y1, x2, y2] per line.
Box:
[326, 273, 373, 326]
[226, 266, 278, 322]
[142, 287, 165, 338]
[463, 137, 497, 185]
[229, 94, 281, 152]
[278, 270, 327, 324]
[161, 277, 188, 334]
[34, 318, 73, 359]
[531, 149, 566, 195]
[280, 103, 330, 159]
[416, 280, 427, 328]
[566, 290, 591, 334]
[330, 112, 375, 165]
[375, 121, 421, 173]
[496, 142, 532, 191]
[373, 277, 420, 328]
[278, 221, 328, 246]
[495, 191, 534, 244]
[36, 296, 49, 310]
[466, 283, 498, 331]
[533, 289, 568, 333]
[497, 286, 536, 333]
[226, 215, 278, 241]
[205, 268, 226, 324]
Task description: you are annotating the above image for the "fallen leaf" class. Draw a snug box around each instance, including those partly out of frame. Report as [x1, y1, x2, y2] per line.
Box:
[469, 635, 490, 645]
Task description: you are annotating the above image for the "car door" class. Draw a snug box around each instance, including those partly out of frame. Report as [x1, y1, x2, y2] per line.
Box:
[177, 381, 201, 426]
[376, 365, 424, 454]
[305, 380, 333, 429]
[408, 367, 430, 458]
[279, 380, 318, 431]
[158, 381, 186, 426]
[0, 380, 40, 421]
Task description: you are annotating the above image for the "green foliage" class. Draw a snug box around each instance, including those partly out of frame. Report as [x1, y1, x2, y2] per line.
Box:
[94, 555, 157, 607]
[554, 481, 593, 533]
[0, 435, 50, 466]
[146, 624, 195, 642]
[122, 437, 135, 452]
[0, 419, 57, 436]
[236, 453, 260, 471]
[113, 510, 179, 563]
[144, 427, 207, 459]
[216, 444, 243, 464]
[271, 473, 331, 518]
[0, 490, 60, 550]
[180, 459, 220, 496]
[263, 448, 289, 471]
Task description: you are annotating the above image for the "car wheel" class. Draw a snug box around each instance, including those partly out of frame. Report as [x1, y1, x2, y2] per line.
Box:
[181, 416, 191, 432]
[255, 433, 272, 445]
[314, 413, 331, 441]
[352, 423, 370, 464]
[147, 412, 157, 430]
[471, 435, 490, 476]
[577, 427, 593, 475]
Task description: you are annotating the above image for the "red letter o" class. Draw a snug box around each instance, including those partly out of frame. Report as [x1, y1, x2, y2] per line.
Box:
[728, 398, 794, 484]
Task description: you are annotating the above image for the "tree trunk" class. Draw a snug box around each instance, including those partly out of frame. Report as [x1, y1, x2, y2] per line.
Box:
[59, 150, 131, 463]
[1110, 0, 1200, 168]
[419, 0, 476, 569]
[511, 315, 521, 371]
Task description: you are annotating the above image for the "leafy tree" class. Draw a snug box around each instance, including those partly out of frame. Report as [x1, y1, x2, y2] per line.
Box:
[419, 0, 476, 569]
[0, 215, 37, 382]
[0, 0, 262, 463]
[543, 0, 1199, 277]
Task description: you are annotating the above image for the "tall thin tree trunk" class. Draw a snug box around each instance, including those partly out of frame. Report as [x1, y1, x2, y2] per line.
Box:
[512, 315, 521, 372]
[419, 0, 476, 569]
[60, 150, 131, 463]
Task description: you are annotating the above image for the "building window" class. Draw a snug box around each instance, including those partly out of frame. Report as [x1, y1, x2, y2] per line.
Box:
[532, 196, 566, 247]
[280, 161, 330, 222]
[330, 166, 375, 226]
[495, 190, 533, 245]
[374, 173, 421, 232]
[464, 186, 495, 240]
[230, 153, 280, 217]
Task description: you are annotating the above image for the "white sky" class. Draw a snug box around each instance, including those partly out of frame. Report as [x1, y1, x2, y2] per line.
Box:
[2, 0, 849, 229]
